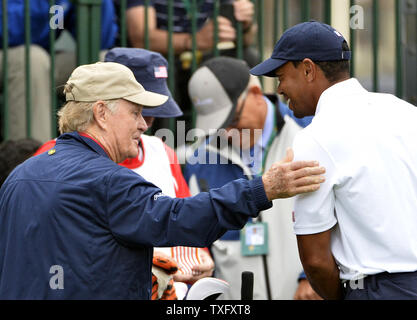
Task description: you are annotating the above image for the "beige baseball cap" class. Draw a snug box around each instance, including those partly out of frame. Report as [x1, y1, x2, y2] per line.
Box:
[64, 62, 168, 107]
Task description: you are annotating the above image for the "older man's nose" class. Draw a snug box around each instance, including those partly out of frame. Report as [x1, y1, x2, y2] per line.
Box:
[138, 114, 148, 133]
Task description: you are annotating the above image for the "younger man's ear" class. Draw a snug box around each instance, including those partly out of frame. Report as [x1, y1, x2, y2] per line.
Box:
[302, 58, 316, 82]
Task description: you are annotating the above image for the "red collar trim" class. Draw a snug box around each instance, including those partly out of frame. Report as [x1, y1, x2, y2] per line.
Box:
[79, 132, 111, 158]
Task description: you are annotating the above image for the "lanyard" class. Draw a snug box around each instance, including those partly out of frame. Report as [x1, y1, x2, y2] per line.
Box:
[259, 106, 278, 176]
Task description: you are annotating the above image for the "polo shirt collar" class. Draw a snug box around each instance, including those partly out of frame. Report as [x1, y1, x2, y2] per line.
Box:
[316, 78, 367, 116]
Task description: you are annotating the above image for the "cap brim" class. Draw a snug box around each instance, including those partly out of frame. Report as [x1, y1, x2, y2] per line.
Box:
[139, 79, 183, 117]
[196, 102, 232, 137]
[124, 90, 168, 108]
[141, 96, 183, 118]
[250, 58, 288, 77]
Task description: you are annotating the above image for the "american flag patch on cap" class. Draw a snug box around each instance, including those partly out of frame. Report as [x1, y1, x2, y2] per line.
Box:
[154, 66, 168, 78]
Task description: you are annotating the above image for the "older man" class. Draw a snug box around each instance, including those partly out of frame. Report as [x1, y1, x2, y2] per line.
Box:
[33, 48, 215, 299]
[0, 62, 325, 299]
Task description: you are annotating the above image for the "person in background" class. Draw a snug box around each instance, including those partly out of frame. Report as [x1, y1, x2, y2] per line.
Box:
[117, 0, 256, 56]
[184, 56, 320, 300]
[0, 138, 42, 187]
[251, 21, 417, 300]
[113, 0, 257, 132]
[0, 0, 117, 142]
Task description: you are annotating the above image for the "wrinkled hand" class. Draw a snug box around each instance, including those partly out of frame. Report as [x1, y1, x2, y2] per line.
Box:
[196, 16, 236, 51]
[294, 279, 323, 300]
[173, 249, 215, 284]
[262, 148, 326, 200]
[233, 0, 254, 28]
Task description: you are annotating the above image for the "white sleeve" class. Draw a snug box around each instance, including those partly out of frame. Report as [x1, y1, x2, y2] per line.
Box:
[292, 130, 338, 235]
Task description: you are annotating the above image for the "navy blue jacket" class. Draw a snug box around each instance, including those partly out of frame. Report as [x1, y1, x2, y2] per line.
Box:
[0, 132, 271, 299]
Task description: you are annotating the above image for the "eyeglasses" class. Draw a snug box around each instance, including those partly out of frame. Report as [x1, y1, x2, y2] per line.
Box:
[228, 89, 249, 128]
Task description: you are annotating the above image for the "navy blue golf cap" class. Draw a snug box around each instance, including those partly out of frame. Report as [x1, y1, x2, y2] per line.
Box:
[105, 47, 183, 117]
[250, 21, 351, 77]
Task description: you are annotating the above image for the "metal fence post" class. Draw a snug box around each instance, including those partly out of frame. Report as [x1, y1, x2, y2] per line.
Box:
[236, 3, 243, 60]
[144, 0, 150, 49]
[76, 0, 102, 65]
[76, 2, 89, 65]
[167, 0, 175, 132]
[120, 0, 127, 47]
[213, 0, 220, 57]
[350, 0, 356, 78]
[2, 0, 9, 140]
[283, 0, 289, 31]
[301, 0, 310, 22]
[50, 0, 58, 138]
[90, 1, 101, 63]
[273, 0, 280, 89]
[256, 0, 264, 86]
[395, 0, 403, 99]
[324, 0, 332, 25]
[401, 0, 416, 105]
[372, 0, 379, 92]
[24, 0, 32, 138]
[190, 0, 198, 128]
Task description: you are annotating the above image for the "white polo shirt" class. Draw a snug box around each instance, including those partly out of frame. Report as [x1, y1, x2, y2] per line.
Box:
[293, 78, 417, 280]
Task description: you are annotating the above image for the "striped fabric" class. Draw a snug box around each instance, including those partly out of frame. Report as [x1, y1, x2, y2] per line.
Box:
[156, 246, 202, 275]
[172, 246, 202, 274]
[135, 0, 231, 33]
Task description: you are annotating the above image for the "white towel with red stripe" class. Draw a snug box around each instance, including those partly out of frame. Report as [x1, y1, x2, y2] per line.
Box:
[155, 247, 202, 275]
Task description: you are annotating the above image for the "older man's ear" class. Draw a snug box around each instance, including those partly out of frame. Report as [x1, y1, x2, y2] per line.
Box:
[92, 100, 110, 129]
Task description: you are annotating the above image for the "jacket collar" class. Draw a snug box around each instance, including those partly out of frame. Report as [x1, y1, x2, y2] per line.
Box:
[57, 131, 111, 159]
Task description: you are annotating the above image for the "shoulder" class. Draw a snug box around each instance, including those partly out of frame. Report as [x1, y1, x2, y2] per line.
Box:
[292, 126, 324, 160]
[282, 115, 303, 135]
[33, 139, 57, 156]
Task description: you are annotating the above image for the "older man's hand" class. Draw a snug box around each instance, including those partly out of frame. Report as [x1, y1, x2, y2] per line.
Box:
[262, 148, 325, 201]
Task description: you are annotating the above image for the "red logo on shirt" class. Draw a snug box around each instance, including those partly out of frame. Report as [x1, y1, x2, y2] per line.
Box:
[292, 211, 295, 223]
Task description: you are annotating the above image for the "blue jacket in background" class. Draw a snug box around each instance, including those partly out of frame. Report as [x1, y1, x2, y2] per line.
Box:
[278, 101, 313, 128]
[184, 95, 286, 241]
[0, 0, 117, 49]
[0, 132, 271, 299]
